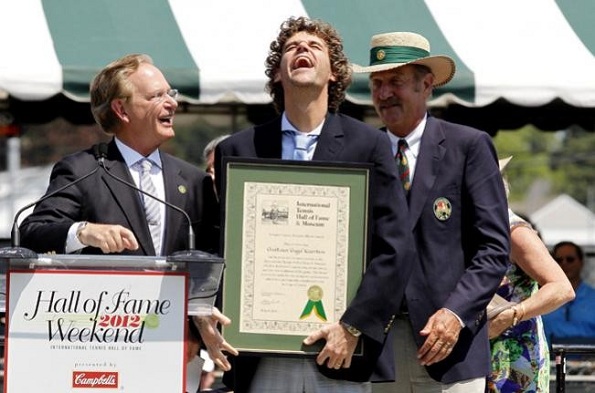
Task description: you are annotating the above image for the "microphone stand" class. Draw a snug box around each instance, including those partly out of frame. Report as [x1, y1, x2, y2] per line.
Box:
[96, 152, 196, 251]
[1, 166, 100, 259]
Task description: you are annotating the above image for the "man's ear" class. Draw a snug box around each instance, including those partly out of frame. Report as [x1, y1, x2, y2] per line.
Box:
[273, 69, 281, 83]
[111, 99, 129, 122]
[423, 73, 434, 95]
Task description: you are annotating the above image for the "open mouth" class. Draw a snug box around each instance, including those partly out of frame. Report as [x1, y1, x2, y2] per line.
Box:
[292, 56, 313, 70]
[159, 114, 174, 126]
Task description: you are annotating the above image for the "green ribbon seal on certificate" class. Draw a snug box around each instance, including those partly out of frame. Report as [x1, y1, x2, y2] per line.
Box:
[300, 285, 327, 321]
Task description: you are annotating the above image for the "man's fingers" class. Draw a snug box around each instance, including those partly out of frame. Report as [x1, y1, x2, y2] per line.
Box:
[211, 351, 231, 371]
[342, 354, 352, 368]
[216, 360, 231, 371]
[419, 340, 454, 365]
[212, 307, 231, 326]
[82, 224, 139, 253]
[303, 329, 325, 345]
[120, 228, 139, 250]
[193, 312, 238, 372]
[220, 340, 239, 356]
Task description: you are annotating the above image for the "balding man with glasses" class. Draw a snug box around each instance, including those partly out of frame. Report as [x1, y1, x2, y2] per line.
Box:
[19, 54, 237, 391]
[21, 53, 219, 257]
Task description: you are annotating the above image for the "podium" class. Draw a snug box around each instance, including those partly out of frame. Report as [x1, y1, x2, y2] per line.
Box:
[0, 248, 224, 392]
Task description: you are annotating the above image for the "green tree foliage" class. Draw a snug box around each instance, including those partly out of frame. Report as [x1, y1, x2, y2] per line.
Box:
[549, 127, 595, 207]
[162, 111, 251, 168]
[18, 118, 108, 168]
[493, 125, 558, 203]
[13, 111, 251, 171]
[494, 125, 595, 209]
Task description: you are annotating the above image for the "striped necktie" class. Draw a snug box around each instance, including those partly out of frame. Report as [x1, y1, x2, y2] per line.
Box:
[396, 139, 411, 192]
[138, 158, 161, 255]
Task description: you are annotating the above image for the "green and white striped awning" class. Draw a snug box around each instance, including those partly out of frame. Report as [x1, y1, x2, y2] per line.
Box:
[1, 0, 595, 109]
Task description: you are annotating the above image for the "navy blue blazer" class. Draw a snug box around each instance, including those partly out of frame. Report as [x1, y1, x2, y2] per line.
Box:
[20, 139, 219, 256]
[401, 116, 510, 383]
[215, 113, 416, 391]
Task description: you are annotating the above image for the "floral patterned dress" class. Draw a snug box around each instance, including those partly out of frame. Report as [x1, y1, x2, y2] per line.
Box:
[487, 210, 550, 392]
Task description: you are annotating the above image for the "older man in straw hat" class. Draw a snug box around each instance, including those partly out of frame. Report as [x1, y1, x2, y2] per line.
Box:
[352, 32, 510, 392]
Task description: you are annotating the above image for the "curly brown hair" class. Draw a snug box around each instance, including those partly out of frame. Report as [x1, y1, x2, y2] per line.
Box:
[265, 16, 351, 113]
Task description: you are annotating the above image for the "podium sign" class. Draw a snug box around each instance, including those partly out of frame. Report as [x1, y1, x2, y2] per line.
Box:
[6, 269, 186, 392]
[0, 250, 224, 393]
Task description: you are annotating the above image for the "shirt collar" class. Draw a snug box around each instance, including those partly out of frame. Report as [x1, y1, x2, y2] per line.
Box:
[115, 137, 162, 169]
[281, 112, 324, 136]
[386, 113, 427, 159]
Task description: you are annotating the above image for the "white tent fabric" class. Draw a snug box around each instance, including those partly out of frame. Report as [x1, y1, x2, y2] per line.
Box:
[1, 0, 595, 108]
[532, 194, 595, 248]
[426, 0, 595, 107]
[0, 0, 62, 101]
[0, 165, 52, 239]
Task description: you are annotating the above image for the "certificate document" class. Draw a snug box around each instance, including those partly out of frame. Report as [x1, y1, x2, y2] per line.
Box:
[241, 182, 349, 335]
[222, 159, 370, 354]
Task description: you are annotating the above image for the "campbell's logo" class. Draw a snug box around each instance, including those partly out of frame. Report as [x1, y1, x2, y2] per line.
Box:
[72, 371, 118, 388]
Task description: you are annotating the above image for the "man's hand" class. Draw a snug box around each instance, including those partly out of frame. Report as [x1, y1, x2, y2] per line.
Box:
[303, 322, 359, 369]
[78, 223, 139, 253]
[194, 308, 239, 371]
[418, 308, 462, 366]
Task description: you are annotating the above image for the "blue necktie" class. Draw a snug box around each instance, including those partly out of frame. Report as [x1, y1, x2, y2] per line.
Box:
[291, 131, 318, 161]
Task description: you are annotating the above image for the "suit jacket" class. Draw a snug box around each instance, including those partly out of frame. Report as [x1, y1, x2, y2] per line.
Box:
[20, 139, 219, 256]
[401, 116, 510, 383]
[215, 113, 416, 392]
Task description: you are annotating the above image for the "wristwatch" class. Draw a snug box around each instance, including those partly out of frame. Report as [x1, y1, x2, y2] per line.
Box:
[340, 322, 362, 337]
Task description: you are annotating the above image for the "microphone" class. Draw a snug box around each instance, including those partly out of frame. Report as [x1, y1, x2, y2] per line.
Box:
[0, 144, 105, 259]
[95, 143, 196, 251]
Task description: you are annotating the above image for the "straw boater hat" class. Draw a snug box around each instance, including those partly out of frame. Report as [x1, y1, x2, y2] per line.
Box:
[351, 32, 456, 87]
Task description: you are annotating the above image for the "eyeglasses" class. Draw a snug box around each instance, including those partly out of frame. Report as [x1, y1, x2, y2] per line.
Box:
[149, 88, 179, 102]
[555, 256, 577, 264]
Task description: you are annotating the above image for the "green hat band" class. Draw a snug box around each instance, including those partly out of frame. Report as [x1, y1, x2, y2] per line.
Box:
[370, 45, 430, 66]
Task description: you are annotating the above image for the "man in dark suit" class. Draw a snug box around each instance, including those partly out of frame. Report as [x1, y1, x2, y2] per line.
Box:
[352, 32, 510, 392]
[18, 54, 237, 386]
[213, 17, 416, 393]
[20, 53, 218, 257]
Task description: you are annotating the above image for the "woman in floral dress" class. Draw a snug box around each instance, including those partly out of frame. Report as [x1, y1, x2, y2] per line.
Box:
[487, 162, 575, 392]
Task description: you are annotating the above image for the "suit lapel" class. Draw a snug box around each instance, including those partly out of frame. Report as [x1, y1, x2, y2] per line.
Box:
[408, 117, 446, 228]
[254, 114, 343, 160]
[101, 140, 154, 255]
[254, 118, 283, 158]
[312, 113, 344, 160]
[161, 154, 187, 254]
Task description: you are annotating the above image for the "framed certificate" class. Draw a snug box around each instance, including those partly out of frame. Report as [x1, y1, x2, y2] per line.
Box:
[221, 157, 371, 355]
